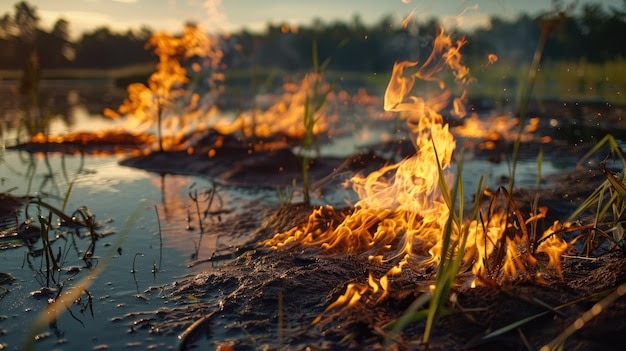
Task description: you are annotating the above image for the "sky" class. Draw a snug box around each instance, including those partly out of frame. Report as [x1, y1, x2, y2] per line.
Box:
[1, 0, 623, 39]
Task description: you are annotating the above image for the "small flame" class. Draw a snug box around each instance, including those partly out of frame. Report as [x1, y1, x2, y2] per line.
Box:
[488, 53, 498, 64]
[213, 73, 332, 139]
[454, 115, 549, 151]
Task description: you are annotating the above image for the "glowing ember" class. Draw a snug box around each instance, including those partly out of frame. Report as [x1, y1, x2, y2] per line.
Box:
[261, 28, 570, 315]
[27, 131, 154, 155]
[488, 53, 499, 64]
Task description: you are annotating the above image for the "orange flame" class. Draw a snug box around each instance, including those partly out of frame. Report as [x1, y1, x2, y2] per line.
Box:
[262, 28, 570, 315]
[488, 53, 498, 64]
[105, 24, 224, 151]
[454, 115, 551, 150]
[213, 73, 332, 139]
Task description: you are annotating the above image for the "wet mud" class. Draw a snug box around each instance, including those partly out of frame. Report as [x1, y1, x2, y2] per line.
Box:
[6, 107, 626, 350]
[116, 155, 625, 350]
[125, 198, 625, 351]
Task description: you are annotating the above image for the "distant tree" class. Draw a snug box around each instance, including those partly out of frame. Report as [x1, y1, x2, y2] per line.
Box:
[73, 26, 155, 68]
[577, 4, 626, 61]
[0, 14, 17, 67]
[0, 13, 15, 38]
[1, 0, 625, 72]
[36, 18, 74, 67]
[14, 1, 38, 55]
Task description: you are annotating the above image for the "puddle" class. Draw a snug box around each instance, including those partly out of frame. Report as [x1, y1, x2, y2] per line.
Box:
[0, 149, 279, 350]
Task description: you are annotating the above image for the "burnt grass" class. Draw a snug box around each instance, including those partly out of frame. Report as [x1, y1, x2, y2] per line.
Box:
[126, 199, 626, 351]
[111, 134, 624, 350]
[7, 102, 626, 350]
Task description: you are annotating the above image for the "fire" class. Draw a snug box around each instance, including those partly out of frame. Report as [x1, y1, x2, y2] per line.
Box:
[29, 24, 362, 155]
[27, 25, 224, 155]
[454, 115, 551, 151]
[213, 73, 332, 140]
[488, 53, 498, 64]
[28, 130, 154, 155]
[103, 24, 224, 152]
[261, 28, 570, 315]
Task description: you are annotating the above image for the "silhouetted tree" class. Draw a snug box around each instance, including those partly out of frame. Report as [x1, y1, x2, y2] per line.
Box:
[73, 26, 154, 68]
[36, 18, 73, 68]
[0, 0, 624, 72]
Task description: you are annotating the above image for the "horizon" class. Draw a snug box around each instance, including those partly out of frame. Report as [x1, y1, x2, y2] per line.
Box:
[2, 0, 623, 39]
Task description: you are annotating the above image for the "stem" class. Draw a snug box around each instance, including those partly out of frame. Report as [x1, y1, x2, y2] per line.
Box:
[508, 18, 554, 192]
[302, 156, 310, 205]
[157, 99, 163, 152]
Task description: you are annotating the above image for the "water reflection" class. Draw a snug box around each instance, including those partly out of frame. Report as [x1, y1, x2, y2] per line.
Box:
[0, 147, 273, 350]
[0, 82, 125, 145]
[151, 173, 274, 264]
[0, 149, 84, 198]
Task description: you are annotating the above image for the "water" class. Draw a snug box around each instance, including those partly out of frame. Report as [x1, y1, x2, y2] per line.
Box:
[0, 81, 616, 349]
[0, 147, 285, 350]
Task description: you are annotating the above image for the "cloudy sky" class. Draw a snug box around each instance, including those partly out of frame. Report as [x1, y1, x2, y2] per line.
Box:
[2, 0, 622, 38]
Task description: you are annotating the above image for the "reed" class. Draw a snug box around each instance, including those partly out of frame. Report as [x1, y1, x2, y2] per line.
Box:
[508, 14, 561, 193]
[385, 147, 485, 346]
[23, 205, 143, 351]
[566, 134, 626, 254]
[301, 40, 333, 205]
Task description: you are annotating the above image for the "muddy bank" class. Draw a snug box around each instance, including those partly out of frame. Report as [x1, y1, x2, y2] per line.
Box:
[114, 167, 624, 350]
[123, 196, 625, 350]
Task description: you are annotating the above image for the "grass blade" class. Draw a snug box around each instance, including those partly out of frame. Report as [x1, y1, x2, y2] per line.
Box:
[482, 310, 550, 340]
[22, 204, 144, 350]
[541, 283, 626, 351]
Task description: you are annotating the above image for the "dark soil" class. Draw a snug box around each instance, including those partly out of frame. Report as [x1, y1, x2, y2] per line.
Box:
[116, 161, 625, 351]
[118, 129, 397, 192]
[124, 198, 625, 351]
[8, 117, 626, 350]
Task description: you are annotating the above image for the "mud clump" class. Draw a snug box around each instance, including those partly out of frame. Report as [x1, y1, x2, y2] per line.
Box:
[127, 201, 625, 351]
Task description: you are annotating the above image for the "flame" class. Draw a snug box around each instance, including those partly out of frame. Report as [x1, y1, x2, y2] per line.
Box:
[454, 115, 550, 151]
[401, 8, 417, 29]
[213, 73, 332, 139]
[488, 53, 498, 64]
[29, 25, 224, 154]
[262, 28, 570, 315]
[104, 24, 224, 152]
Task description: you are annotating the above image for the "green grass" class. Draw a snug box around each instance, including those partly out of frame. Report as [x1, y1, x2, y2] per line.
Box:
[470, 58, 626, 106]
[301, 40, 333, 205]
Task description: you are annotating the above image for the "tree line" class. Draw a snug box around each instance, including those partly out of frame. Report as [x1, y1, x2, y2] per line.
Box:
[0, 1, 624, 74]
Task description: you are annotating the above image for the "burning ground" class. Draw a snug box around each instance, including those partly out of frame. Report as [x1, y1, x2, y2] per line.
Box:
[6, 24, 626, 351]
[126, 30, 624, 350]
[109, 165, 626, 351]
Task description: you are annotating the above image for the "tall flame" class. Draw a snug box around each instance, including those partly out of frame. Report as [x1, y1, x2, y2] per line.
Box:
[104, 25, 223, 151]
[262, 28, 570, 315]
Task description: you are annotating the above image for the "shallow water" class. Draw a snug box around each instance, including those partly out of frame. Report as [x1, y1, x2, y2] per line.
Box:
[0, 81, 621, 349]
[0, 148, 287, 350]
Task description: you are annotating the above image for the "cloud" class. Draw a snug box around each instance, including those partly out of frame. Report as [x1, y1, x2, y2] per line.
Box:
[111, 0, 138, 3]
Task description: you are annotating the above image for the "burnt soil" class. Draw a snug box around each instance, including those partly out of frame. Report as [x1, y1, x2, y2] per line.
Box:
[7, 122, 626, 350]
[113, 160, 624, 351]
[124, 198, 626, 351]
